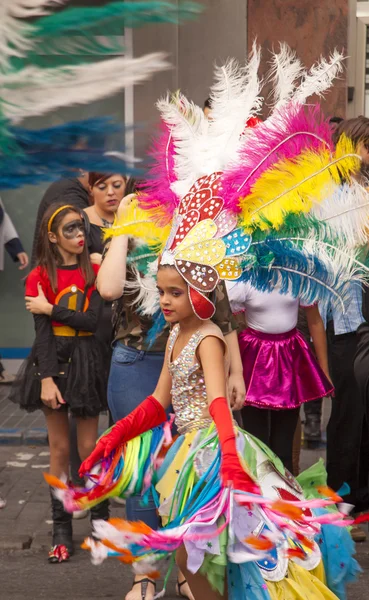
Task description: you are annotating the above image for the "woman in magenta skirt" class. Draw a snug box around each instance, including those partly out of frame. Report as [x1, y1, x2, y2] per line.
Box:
[227, 281, 333, 473]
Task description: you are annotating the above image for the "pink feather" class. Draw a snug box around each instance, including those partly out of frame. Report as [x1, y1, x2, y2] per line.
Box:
[139, 121, 179, 225]
[221, 103, 334, 213]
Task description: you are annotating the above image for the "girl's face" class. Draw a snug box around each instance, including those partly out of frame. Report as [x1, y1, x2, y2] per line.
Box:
[50, 212, 86, 256]
[157, 267, 194, 323]
[91, 175, 126, 214]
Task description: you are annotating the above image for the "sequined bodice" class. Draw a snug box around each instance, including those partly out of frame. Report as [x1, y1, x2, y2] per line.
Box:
[168, 323, 227, 434]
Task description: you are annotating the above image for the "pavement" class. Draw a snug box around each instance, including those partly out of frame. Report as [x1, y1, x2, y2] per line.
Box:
[0, 383, 109, 445]
[0, 384, 369, 599]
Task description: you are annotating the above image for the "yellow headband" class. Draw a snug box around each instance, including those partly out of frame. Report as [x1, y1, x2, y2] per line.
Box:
[47, 205, 76, 233]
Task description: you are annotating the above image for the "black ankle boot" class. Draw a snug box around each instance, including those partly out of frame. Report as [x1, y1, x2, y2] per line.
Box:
[90, 499, 110, 540]
[49, 490, 74, 563]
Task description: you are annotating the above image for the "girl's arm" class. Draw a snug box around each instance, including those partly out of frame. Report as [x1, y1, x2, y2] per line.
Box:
[304, 304, 331, 382]
[96, 194, 135, 301]
[198, 335, 259, 493]
[33, 315, 65, 409]
[79, 344, 172, 475]
[26, 285, 103, 332]
[212, 282, 246, 409]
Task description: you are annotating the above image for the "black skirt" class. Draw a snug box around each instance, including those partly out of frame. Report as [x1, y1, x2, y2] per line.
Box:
[9, 336, 108, 418]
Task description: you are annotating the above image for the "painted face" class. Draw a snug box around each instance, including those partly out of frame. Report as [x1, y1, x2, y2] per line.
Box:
[91, 174, 126, 214]
[53, 212, 86, 255]
[157, 267, 194, 323]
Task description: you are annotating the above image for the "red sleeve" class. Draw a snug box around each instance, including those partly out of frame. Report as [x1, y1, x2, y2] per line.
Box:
[25, 267, 46, 297]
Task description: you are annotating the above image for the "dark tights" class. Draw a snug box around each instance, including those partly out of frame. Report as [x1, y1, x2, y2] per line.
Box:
[241, 406, 300, 473]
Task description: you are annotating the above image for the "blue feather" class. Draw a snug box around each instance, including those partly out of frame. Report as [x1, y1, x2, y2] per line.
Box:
[0, 117, 139, 189]
[240, 239, 353, 311]
[146, 310, 166, 349]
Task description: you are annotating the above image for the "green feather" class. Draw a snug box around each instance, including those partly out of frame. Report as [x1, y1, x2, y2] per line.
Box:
[24, 1, 202, 59]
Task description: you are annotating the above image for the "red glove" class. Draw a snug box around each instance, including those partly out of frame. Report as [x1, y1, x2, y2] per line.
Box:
[209, 396, 260, 495]
[79, 395, 166, 476]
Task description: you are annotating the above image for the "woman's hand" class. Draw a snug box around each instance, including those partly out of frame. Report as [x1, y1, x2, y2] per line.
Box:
[228, 371, 246, 411]
[40, 377, 65, 410]
[116, 193, 136, 219]
[25, 283, 53, 315]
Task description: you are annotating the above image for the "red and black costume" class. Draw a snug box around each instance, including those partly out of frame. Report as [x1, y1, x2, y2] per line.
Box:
[10, 263, 107, 417]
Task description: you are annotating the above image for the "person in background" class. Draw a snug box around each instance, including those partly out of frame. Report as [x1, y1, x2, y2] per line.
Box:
[324, 117, 369, 544]
[226, 281, 333, 475]
[31, 171, 90, 268]
[10, 203, 109, 562]
[84, 172, 127, 265]
[0, 198, 29, 387]
[0, 199, 29, 508]
[203, 97, 212, 119]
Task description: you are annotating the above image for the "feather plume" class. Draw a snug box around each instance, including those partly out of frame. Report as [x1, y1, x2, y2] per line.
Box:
[295, 50, 345, 105]
[29, 1, 202, 58]
[222, 103, 333, 212]
[241, 239, 360, 311]
[139, 122, 179, 225]
[0, 0, 63, 69]
[0, 117, 140, 189]
[156, 92, 207, 198]
[239, 135, 360, 230]
[268, 43, 304, 110]
[206, 43, 263, 168]
[105, 200, 170, 248]
[123, 261, 160, 316]
[311, 180, 369, 247]
[0, 54, 170, 124]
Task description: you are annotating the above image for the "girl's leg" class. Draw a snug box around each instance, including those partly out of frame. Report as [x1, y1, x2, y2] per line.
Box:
[176, 546, 226, 600]
[241, 405, 270, 446]
[270, 407, 300, 473]
[43, 408, 73, 561]
[43, 407, 70, 477]
[75, 415, 99, 462]
[75, 416, 110, 523]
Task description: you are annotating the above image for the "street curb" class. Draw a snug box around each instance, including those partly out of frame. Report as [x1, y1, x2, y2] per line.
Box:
[0, 427, 108, 445]
[0, 428, 47, 445]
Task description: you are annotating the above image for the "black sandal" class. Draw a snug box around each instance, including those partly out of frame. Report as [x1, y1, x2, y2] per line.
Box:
[176, 579, 192, 600]
[131, 578, 156, 600]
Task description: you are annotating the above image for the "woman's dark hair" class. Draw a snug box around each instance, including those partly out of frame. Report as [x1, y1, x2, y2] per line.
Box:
[88, 172, 127, 188]
[204, 97, 212, 109]
[36, 202, 95, 292]
[125, 178, 142, 195]
[332, 116, 369, 150]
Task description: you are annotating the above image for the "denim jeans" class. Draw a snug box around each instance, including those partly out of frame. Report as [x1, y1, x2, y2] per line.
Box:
[108, 342, 165, 529]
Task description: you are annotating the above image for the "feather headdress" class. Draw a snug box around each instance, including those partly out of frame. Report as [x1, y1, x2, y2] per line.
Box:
[130, 44, 366, 323]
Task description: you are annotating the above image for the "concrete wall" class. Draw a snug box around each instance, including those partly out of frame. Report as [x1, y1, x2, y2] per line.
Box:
[247, 0, 349, 118]
[133, 0, 248, 155]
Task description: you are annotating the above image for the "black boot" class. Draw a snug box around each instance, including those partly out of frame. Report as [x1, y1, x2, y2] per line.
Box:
[90, 499, 110, 540]
[49, 491, 74, 563]
[304, 414, 321, 441]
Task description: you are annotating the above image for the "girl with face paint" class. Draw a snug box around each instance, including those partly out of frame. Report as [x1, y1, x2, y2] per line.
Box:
[9, 202, 109, 564]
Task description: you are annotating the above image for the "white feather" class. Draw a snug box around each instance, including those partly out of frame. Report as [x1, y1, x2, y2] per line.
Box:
[267, 43, 304, 110]
[157, 92, 206, 198]
[124, 260, 160, 316]
[0, 53, 170, 123]
[311, 180, 369, 247]
[294, 50, 345, 105]
[0, 0, 64, 68]
[207, 43, 263, 169]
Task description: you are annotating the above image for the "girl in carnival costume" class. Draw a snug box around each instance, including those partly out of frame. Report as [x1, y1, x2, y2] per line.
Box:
[10, 203, 110, 563]
[49, 46, 369, 598]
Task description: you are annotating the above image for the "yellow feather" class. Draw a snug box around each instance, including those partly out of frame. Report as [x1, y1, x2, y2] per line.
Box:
[103, 200, 171, 248]
[240, 134, 360, 230]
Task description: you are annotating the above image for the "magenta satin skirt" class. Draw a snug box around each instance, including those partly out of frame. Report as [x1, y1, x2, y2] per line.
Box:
[239, 327, 334, 410]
